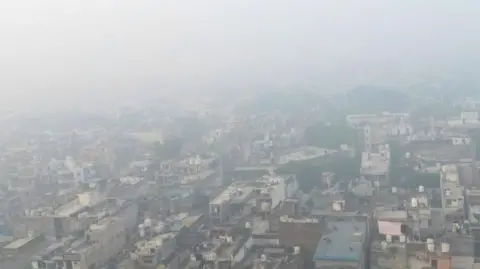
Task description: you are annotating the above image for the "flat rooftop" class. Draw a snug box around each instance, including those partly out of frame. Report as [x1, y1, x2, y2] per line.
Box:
[55, 201, 86, 217]
[361, 152, 389, 175]
[210, 184, 254, 205]
[375, 209, 408, 221]
[313, 220, 367, 262]
[3, 236, 37, 250]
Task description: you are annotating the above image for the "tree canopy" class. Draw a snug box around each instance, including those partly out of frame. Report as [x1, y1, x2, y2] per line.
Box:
[152, 136, 183, 161]
[304, 122, 356, 149]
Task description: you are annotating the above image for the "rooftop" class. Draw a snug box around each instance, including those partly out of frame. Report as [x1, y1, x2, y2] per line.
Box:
[210, 184, 255, 205]
[361, 151, 390, 175]
[313, 220, 367, 262]
[278, 147, 337, 165]
[3, 236, 37, 250]
[135, 232, 177, 253]
[376, 209, 408, 221]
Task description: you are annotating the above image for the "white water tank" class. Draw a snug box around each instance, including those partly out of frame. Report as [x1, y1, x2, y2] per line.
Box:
[144, 218, 152, 227]
[445, 189, 452, 196]
[399, 235, 406, 243]
[332, 202, 342, 212]
[245, 222, 252, 229]
[381, 241, 388, 250]
[411, 198, 418, 208]
[261, 254, 267, 262]
[427, 243, 435, 252]
[130, 253, 138, 261]
[392, 187, 397, 193]
[139, 229, 145, 238]
[190, 254, 197, 261]
[426, 238, 434, 244]
[418, 185, 425, 193]
[405, 152, 411, 159]
[441, 242, 450, 253]
[442, 166, 448, 173]
[386, 235, 392, 243]
[138, 224, 145, 230]
[205, 252, 217, 261]
[294, 246, 301, 254]
[261, 202, 271, 212]
[27, 230, 35, 237]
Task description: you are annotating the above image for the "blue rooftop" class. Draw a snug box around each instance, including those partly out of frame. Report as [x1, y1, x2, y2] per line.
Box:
[313, 220, 366, 262]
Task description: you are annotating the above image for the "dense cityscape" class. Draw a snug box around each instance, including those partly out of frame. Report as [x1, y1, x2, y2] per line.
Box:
[0, 89, 477, 269]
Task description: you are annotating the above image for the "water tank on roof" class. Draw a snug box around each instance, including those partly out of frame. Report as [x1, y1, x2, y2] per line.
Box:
[381, 241, 388, 250]
[144, 218, 152, 227]
[391, 187, 397, 194]
[293, 246, 300, 254]
[411, 198, 418, 208]
[445, 189, 452, 196]
[405, 152, 411, 159]
[426, 238, 434, 244]
[441, 242, 450, 253]
[418, 185, 425, 193]
[399, 235, 406, 243]
[427, 243, 435, 252]
[260, 254, 267, 262]
[386, 235, 392, 243]
[261, 202, 271, 212]
[245, 221, 252, 229]
[130, 253, 138, 261]
[332, 202, 342, 212]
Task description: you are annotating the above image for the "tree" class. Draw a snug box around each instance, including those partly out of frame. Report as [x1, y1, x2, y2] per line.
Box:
[304, 122, 356, 149]
[152, 136, 183, 161]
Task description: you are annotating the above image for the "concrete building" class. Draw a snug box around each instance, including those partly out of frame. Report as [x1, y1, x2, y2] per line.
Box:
[132, 232, 177, 269]
[251, 246, 303, 269]
[360, 144, 390, 186]
[279, 216, 323, 262]
[375, 208, 408, 240]
[32, 216, 127, 269]
[440, 164, 464, 223]
[209, 184, 255, 223]
[313, 220, 368, 269]
[16, 194, 137, 240]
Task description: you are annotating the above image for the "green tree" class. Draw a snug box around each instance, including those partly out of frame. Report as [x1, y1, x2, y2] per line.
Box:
[304, 122, 356, 149]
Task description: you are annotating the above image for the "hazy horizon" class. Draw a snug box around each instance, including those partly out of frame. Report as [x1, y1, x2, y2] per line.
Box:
[1, 1, 480, 112]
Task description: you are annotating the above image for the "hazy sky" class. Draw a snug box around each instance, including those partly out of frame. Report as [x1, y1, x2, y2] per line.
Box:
[1, 1, 480, 111]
